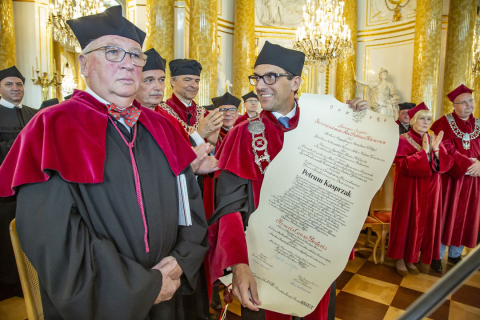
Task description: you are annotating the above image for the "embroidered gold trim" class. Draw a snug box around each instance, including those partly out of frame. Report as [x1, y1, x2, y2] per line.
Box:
[159, 102, 204, 135]
[403, 132, 435, 162]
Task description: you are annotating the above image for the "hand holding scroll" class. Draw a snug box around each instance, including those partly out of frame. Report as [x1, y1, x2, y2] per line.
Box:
[231, 263, 262, 311]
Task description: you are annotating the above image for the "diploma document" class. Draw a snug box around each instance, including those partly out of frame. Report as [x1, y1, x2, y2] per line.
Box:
[220, 94, 399, 316]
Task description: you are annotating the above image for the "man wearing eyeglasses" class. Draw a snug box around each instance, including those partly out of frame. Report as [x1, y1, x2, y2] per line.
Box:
[0, 7, 208, 319]
[235, 91, 260, 125]
[0, 65, 37, 300]
[431, 84, 480, 267]
[207, 41, 368, 320]
[211, 92, 241, 148]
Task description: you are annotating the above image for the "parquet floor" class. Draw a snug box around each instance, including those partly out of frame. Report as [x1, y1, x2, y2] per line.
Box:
[1, 237, 479, 320]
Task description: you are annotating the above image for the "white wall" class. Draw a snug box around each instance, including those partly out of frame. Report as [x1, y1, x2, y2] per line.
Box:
[13, 0, 52, 109]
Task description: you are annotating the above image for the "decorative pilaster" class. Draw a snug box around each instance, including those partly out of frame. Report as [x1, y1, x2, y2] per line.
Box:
[335, 0, 357, 102]
[0, 0, 16, 70]
[146, 0, 174, 99]
[189, 0, 217, 106]
[53, 41, 62, 100]
[299, 66, 309, 97]
[443, 0, 477, 115]
[410, 0, 442, 116]
[232, 0, 255, 112]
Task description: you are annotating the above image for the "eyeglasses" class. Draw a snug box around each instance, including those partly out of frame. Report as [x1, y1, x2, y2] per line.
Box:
[454, 98, 475, 105]
[248, 73, 291, 85]
[84, 46, 148, 67]
[245, 99, 258, 104]
[219, 107, 238, 114]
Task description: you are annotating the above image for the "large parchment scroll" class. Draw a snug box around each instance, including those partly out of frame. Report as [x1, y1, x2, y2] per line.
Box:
[220, 94, 399, 316]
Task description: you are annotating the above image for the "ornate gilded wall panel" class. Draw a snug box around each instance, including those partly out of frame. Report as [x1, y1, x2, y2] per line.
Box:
[410, 0, 442, 117]
[0, 0, 16, 70]
[146, 0, 175, 98]
[443, 0, 477, 115]
[189, 0, 217, 106]
[232, 0, 255, 113]
[335, 0, 357, 103]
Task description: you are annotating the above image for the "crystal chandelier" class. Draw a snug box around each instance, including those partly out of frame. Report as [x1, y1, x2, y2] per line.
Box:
[48, 0, 106, 51]
[293, 0, 354, 66]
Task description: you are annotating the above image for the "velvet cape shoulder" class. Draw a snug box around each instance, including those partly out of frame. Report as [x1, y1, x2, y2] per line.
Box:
[215, 108, 300, 182]
[0, 90, 196, 197]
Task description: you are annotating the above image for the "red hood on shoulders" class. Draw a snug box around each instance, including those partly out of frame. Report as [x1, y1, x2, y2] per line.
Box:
[0, 90, 196, 197]
[215, 107, 300, 181]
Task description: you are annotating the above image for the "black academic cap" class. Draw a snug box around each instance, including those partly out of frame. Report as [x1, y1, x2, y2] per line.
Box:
[40, 98, 59, 109]
[399, 102, 416, 111]
[212, 92, 241, 109]
[242, 91, 258, 102]
[254, 41, 305, 76]
[143, 48, 166, 72]
[203, 104, 215, 111]
[63, 93, 73, 100]
[66, 6, 146, 49]
[0, 66, 25, 84]
[169, 59, 202, 77]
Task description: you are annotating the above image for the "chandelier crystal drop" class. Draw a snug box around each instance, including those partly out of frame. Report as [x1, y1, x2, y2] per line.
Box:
[48, 0, 106, 52]
[293, 0, 354, 66]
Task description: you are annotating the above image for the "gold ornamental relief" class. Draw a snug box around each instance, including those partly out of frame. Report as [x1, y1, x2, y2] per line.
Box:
[145, 0, 174, 98]
[189, 0, 217, 105]
[335, 0, 357, 103]
[443, 0, 477, 115]
[0, 0, 16, 69]
[232, 0, 255, 110]
[411, 0, 442, 118]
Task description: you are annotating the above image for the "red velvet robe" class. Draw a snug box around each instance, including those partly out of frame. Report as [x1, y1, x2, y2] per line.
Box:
[387, 130, 453, 264]
[208, 108, 331, 320]
[164, 93, 208, 132]
[153, 102, 190, 143]
[0, 90, 195, 196]
[431, 112, 480, 248]
[234, 113, 257, 126]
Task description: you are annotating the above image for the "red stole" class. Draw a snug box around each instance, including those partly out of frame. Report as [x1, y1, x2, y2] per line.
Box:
[0, 90, 196, 196]
[165, 93, 208, 128]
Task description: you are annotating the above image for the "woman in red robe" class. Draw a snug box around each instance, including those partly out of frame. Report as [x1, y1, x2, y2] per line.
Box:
[387, 103, 453, 276]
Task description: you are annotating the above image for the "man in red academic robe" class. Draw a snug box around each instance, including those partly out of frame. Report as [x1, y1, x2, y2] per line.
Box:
[0, 7, 208, 318]
[208, 41, 368, 320]
[387, 103, 453, 275]
[235, 91, 260, 126]
[431, 84, 480, 264]
[157, 59, 223, 148]
[135, 48, 217, 176]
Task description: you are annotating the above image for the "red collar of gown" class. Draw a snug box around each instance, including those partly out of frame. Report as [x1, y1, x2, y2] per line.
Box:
[165, 93, 200, 125]
[215, 105, 300, 181]
[0, 90, 196, 197]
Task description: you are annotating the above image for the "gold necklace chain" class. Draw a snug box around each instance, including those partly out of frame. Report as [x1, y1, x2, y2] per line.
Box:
[403, 132, 435, 162]
[159, 102, 203, 135]
[445, 113, 480, 150]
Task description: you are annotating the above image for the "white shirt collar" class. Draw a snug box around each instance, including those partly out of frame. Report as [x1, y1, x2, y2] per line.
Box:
[271, 101, 297, 120]
[180, 99, 193, 108]
[85, 86, 111, 105]
[0, 98, 22, 109]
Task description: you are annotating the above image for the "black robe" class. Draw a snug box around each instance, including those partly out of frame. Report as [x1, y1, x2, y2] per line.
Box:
[0, 103, 37, 295]
[15, 121, 208, 319]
